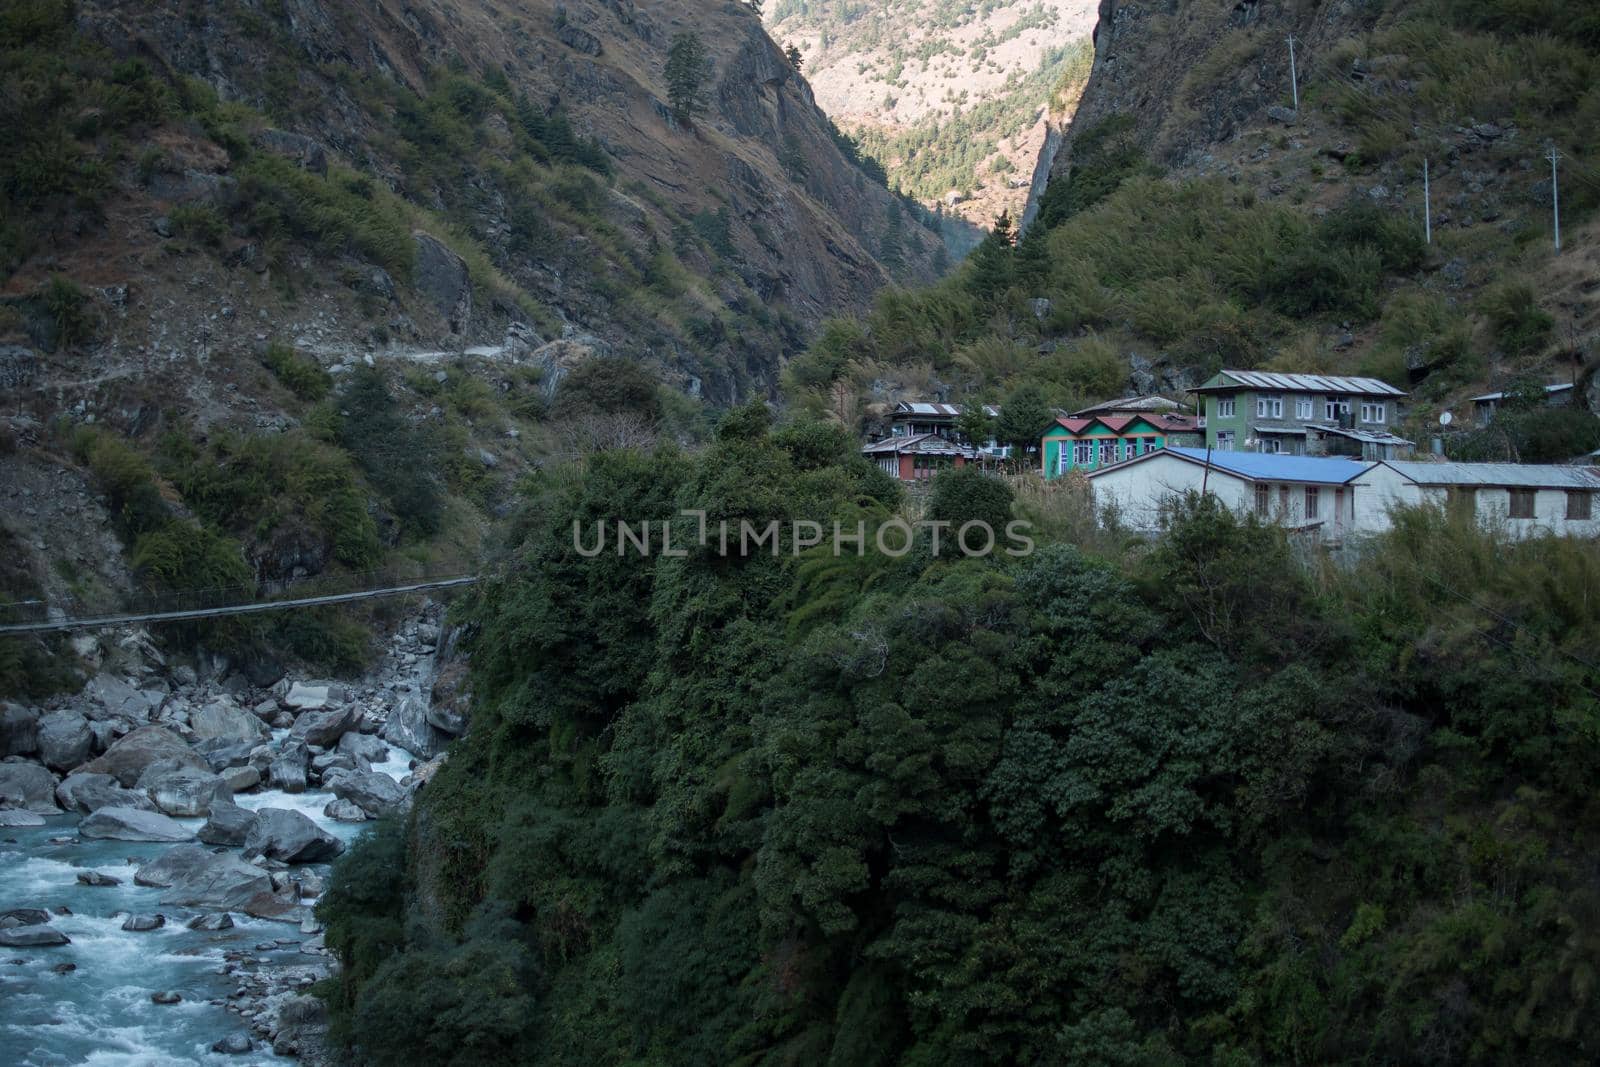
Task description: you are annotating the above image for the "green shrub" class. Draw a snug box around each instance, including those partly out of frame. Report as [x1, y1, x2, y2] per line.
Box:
[131, 522, 252, 592]
[169, 203, 227, 246]
[261, 341, 332, 401]
[1480, 282, 1554, 356]
[927, 464, 1014, 535]
[41, 274, 93, 348]
[272, 608, 371, 673]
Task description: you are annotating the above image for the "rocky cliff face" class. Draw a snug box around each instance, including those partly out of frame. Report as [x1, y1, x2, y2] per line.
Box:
[10, 0, 944, 405]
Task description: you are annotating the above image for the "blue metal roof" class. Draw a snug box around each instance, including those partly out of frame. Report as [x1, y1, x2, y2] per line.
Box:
[1162, 447, 1373, 484]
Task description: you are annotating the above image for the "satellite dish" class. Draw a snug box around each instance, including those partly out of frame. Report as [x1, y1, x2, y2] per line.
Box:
[1439, 411, 1454, 427]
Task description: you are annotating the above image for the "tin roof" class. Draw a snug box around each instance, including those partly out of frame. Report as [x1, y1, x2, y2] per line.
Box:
[1469, 382, 1574, 403]
[1379, 460, 1600, 489]
[892, 401, 1000, 419]
[861, 433, 979, 458]
[1070, 395, 1186, 417]
[1196, 370, 1407, 397]
[1316, 425, 1414, 446]
[1087, 446, 1373, 485]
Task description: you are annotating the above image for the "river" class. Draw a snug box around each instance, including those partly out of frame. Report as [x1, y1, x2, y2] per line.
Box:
[0, 743, 416, 1065]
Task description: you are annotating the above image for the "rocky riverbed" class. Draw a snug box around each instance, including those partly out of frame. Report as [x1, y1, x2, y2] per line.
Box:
[0, 604, 464, 1064]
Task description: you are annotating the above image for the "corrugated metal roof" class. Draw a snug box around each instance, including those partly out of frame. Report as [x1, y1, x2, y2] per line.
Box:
[1381, 461, 1600, 489]
[1071, 395, 1185, 417]
[1470, 382, 1574, 403]
[861, 433, 977, 458]
[1199, 370, 1406, 397]
[893, 402, 1000, 418]
[1317, 426, 1414, 445]
[1163, 447, 1374, 484]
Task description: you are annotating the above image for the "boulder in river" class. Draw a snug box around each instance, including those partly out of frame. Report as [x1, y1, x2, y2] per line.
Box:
[136, 844, 275, 909]
[152, 991, 182, 1004]
[189, 699, 270, 745]
[330, 771, 405, 817]
[1, 908, 51, 927]
[283, 682, 340, 711]
[338, 732, 389, 764]
[197, 800, 256, 846]
[220, 765, 260, 793]
[36, 711, 92, 771]
[212, 1033, 253, 1054]
[80, 806, 195, 843]
[382, 691, 448, 758]
[0, 809, 46, 826]
[0, 702, 40, 757]
[289, 705, 359, 747]
[121, 913, 165, 931]
[269, 742, 309, 794]
[55, 772, 155, 814]
[197, 739, 258, 772]
[243, 807, 344, 864]
[82, 673, 161, 721]
[143, 768, 231, 818]
[76, 870, 121, 887]
[0, 762, 61, 814]
[323, 798, 368, 822]
[0, 926, 69, 947]
[79, 725, 208, 787]
[187, 912, 234, 931]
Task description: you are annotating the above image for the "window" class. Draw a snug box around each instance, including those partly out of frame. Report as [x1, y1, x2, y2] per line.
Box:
[1260, 438, 1283, 454]
[1296, 396, 1314, 419]
[1279, 485, 1291, 512]
[1304, 486, 1320, 520]
[1145, 436, 1159, 452]
[1255, 484, 1271, 516]
[1325, 398, 1350, 420]
[1072, 440, 1093, 467]
[1216, 431, 1235, 450]
[1216, 398, 1236, 418]
[1123, 438, 1138, 461]
[1568, 491, 1592, 520]
[1257, 396, 1284, 418]
[1360, 402, 1386, 424]
[1099, 440, 1117, 466]
[1448, 487, 1476, 517]
[1509, 489, 1536, 519]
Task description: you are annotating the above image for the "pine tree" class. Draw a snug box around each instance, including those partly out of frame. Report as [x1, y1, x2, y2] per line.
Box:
[785, 44, 803, 71]
[995, 381, 1050, 463]
[965, 210, 1016, 301]
[665, 33, 708, 123]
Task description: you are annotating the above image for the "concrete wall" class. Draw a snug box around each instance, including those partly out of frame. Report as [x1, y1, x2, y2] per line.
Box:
[1357, 466, 1600, 538]
[1092, 454, 1360, 535]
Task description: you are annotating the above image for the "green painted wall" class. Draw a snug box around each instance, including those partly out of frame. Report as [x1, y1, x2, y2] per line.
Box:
[1042, 418, 1167, 479]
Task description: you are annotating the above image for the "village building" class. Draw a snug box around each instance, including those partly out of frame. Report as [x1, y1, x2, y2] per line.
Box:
[862, 433, 985, 482]
[1086, 447, 1371, 538]
[1359, 461, 1600, 536]
[1041, 412, 1202, 480]
[1086, 448, 1600, 541]
[887, 401, 1000, 441]
[1470, 382, 1575, 427]
[1194, 370, 1413, 460]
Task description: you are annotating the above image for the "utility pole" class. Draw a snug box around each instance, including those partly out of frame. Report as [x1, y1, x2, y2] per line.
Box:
[1423, 158, 1432, 244]
[1287, 35, 1300, 114]
[1548, 145, 1563, 253]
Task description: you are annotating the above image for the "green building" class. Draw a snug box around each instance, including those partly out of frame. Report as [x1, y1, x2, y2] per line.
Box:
[1041, 413, 1199, 479]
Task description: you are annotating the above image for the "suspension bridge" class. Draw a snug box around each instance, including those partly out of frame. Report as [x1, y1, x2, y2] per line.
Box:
[0, 575, 479, 635]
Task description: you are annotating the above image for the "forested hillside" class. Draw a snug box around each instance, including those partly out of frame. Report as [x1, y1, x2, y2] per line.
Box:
[786, 0, 1600, 457]
[320, 410, 1600, 1063]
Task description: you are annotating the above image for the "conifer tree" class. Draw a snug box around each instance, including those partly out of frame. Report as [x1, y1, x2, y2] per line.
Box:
[666, 33, 709, 123]
[966, 210, 1016, 301]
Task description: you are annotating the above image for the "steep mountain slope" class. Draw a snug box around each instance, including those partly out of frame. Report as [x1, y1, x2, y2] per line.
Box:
[767, 0, 1097, 229]
[0, 0, 946, 690]
[789, 0, 1600, 460]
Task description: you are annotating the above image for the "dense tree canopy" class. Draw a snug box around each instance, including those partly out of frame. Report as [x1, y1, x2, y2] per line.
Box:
[321, 413, 1600, 1065]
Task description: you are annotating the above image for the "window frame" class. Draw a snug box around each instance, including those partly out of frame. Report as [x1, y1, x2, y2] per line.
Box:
[1216, 397, 1236, 418]
[1567, 491, 1593, 520]
[1304, 485, 1320, 521]
[1254, 483, 1271, 516]
[1296, 396, 1314, 419]
[1360, 402, 1387, 424]
[1216, 431, 1235, 450]
[1508, 488, 1536, 519]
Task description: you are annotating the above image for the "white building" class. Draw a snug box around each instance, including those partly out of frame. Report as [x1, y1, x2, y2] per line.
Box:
[1087, 448, 1600, 540]
[1359, 461, 1600, 537]
[1087, 447, 1372, 538]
